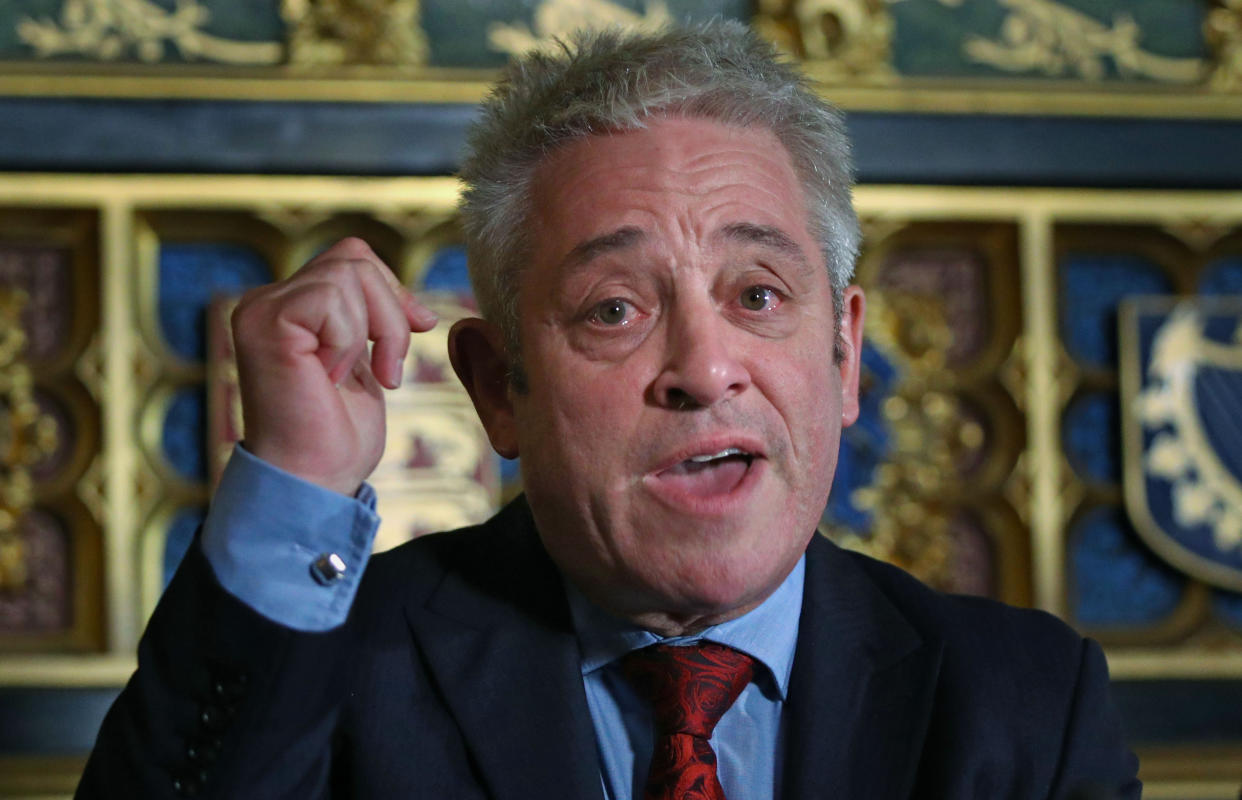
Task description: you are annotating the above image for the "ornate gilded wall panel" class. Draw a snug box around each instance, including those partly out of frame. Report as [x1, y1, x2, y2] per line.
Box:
[1, 1, 1238, 116]
[0, 208, 102, 653]
[1054, 222, 1242, 656]
[131, 212, 281, 616]
[117, 204, 501, 618]
[0, 178, 1240, 798]
[0, 177, 1236, 675]
[824, 220, 1029, 605]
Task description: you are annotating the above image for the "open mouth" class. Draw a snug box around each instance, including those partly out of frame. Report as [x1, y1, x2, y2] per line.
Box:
[654, 447, 759, 499]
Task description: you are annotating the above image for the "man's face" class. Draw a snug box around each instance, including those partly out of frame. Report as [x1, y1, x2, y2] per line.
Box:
[507, 116, 863, 633]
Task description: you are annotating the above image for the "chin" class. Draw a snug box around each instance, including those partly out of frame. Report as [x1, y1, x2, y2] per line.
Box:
[638, 548, 791, 619]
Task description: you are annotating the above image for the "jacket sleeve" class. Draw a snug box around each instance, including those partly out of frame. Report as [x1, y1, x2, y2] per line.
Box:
[76, 539, 355, 800]
[1048, 637, 1142, 800]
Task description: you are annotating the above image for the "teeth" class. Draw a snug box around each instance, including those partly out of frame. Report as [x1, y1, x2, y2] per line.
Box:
[689, 448, 745, 463]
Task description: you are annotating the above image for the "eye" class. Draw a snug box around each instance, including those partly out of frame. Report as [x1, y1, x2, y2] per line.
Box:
[590, 297, 632, 325]
[740, 285, 777, 311]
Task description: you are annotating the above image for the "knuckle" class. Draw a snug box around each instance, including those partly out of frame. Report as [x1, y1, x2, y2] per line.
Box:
[324, 260, 367, 290]
[230, 289, 268, 332]
[333, 236, 374, 259]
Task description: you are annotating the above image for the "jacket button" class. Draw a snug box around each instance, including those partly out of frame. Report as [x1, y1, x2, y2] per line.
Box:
[310, 552, 347, 585]
[187, 740, 218, 764]
[199, 705, 226, 731]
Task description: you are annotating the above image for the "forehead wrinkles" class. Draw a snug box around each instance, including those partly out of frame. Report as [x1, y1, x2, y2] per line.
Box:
[529, 122, 812, 267]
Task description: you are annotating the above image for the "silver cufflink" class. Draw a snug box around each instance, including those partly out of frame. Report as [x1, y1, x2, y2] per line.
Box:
[310, 552, 347, 586]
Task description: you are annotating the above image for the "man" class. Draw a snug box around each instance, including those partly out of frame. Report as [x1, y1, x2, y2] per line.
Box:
[79, 21, 1140, 799]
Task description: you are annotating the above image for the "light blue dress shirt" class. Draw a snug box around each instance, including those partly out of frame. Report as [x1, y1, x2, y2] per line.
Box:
[201, 445, 804, 799]
[201, 445, 380, 632]
[567, 559, 803, 800]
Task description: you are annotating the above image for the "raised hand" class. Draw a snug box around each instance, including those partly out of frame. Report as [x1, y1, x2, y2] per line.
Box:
[231, 237, 438, 496]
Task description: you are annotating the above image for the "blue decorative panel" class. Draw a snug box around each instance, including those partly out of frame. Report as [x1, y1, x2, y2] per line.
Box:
[3, 0, 1206, 80]
[422, 0, 750, 69]
[822, 342, 898, 533]
[1198, 258, 1242, 295]
[163, 507, 206, 589]
[1063, 392, 1120, 483]
[891, 0, 1206, 79]
[1059, 254, 1171, 368]
[1070, 506, 1185, 627]
[1214, 589, 1242, 630]
[3, 0, 283, 62]
[162, 386, 207, 481]
[420, 245, 471, 294]
[158, 242, 272, 361]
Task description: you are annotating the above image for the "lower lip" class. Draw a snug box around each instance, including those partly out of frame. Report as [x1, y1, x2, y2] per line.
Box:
[642, 458, 766, 516]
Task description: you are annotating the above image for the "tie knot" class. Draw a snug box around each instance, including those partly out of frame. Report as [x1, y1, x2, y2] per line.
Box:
[621, 641, 756, 739]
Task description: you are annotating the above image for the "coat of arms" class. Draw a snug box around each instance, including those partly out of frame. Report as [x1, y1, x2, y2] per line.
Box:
[1121, 296, 1242, 591]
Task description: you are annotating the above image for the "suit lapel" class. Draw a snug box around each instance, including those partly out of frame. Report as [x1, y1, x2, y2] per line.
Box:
[403, 499, 603, 800]
[783, 536, 944, 800]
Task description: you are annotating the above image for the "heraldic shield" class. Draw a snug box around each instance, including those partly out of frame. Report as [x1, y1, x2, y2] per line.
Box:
[1121, 296, 1242, 591]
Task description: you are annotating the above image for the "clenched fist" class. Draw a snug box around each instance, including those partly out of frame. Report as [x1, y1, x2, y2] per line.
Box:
[231, 238, 439, 496]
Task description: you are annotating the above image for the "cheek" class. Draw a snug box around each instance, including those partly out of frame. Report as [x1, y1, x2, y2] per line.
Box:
[769, 349, 843, 469]
[521, 352, 650, 463]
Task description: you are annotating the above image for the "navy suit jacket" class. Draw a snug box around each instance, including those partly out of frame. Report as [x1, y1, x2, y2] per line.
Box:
[78, 496, 1140, 798]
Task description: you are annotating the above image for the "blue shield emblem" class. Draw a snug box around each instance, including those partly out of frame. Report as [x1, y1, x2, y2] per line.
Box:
[1121, 297, 1242, 591]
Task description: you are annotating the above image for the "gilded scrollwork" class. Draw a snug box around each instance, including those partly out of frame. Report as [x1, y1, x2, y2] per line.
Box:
[829, 291, 984, 589]
[282, 0, 428, 67]
[487, 0, 671, 57]
[1206, 0, 1242, 89]
[18, 0, 282, 64]
[756, 0, 897, 78]
[755, 0, 961, 79]
[0, 290, 60, 593]
[962, 0, 1205, 82]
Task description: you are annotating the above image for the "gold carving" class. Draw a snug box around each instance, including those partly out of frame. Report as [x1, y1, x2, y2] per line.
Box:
[131, 330, 160, 388]
[0, 290, 60, 593]
[857, 217, 909, 250]
[1162, 220, 1235, 252]
[756, 0, 897, 78]
[828, 292, 982, 588]
[254, 207, 332, 240]
[487, 0, 671, 57]
[76, 454, 106, 526]
[795, 0, 894, 77]
[1207, 0, 1242, 89]
[963, 0, 1205, 83]
[18, 0, 282, 64]
[74, 331, 104, 402]
[282, 0, 428, 67]
[999, 334, 1029, 411]
[1000, 333, 1079, 411]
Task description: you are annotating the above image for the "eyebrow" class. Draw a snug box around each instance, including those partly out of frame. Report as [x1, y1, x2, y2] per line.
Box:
[561, 226, 646, 271]
[717, 222, 810, 268]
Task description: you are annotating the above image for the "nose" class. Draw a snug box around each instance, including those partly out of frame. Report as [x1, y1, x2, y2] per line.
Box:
[650, 305, 751, 410]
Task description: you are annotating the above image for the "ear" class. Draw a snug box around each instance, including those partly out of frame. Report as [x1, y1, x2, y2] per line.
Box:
[448, 318, 519, 459]
[838, 285, 866, 428]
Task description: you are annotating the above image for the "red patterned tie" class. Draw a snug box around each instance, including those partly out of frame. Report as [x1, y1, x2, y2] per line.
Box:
[621, 642, 757, 800]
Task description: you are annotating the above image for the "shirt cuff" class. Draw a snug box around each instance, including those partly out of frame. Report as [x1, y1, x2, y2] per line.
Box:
[201, 444, 380, 632]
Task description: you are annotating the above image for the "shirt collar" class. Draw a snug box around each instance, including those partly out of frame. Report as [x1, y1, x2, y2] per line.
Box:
[564, 556, 805, 700]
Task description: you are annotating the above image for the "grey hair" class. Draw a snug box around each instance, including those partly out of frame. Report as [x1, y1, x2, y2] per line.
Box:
[457, 19, 860, 368]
